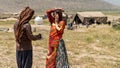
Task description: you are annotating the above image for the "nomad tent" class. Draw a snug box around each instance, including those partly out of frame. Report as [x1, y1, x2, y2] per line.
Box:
[71, 11, 108, 26]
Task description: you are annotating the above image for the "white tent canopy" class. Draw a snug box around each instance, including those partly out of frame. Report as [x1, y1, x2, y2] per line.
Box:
[34, 16, 43, 25]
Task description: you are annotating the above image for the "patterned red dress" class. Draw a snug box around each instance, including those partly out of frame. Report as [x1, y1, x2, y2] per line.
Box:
[46, 9, 65, 68]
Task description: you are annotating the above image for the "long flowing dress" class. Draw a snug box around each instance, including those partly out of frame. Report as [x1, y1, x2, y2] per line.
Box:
[56, 39, 69, 68]
[46, 9, 69, 68]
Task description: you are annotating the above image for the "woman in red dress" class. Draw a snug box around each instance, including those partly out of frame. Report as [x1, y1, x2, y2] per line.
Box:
[46, 8, 69, 68]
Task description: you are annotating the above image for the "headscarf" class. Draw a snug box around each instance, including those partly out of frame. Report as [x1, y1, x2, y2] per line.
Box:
[15, 7, 34, 43]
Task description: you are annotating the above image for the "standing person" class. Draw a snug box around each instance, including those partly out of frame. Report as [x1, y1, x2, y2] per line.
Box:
[46, 8, 69, 68]
[14, 7, 42, 68]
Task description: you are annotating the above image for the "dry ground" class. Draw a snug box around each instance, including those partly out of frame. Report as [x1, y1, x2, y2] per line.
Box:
[0, 20, 120, 68]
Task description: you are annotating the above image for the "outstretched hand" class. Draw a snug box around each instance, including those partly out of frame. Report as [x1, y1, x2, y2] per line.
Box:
[37, 33, 42, 40]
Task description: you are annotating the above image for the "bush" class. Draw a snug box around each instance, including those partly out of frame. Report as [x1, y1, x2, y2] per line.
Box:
[112, 23, 120, 30]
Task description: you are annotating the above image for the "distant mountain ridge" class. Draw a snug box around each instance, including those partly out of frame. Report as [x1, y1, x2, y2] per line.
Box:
[0, 0, 120, 14]
[104, 0, 120, 6]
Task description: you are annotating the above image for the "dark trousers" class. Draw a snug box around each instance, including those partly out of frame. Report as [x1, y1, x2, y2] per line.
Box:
[16, 50, 32, 68]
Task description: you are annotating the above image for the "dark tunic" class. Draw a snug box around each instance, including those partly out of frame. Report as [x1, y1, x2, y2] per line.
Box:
[14, 22, 41, 68]
[14, 22, 40, 51]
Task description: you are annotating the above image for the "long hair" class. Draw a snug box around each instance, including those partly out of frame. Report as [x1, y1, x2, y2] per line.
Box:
[55, 9, 63, 22]
[15, 7, 34, 43]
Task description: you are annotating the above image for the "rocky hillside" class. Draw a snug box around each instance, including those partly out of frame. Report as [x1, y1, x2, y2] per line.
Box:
[0, 0, 120, 14]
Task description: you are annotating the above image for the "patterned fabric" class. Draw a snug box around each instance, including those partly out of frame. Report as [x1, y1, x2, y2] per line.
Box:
[56, 39, 70, 68]
[46, 23, 59, 68]
[46, 47, 57, 68]
[46, 22, 67, 68]
[46, 9, 69, 68]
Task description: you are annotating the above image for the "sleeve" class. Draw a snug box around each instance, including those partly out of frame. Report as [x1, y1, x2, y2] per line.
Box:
[46, 9, 55, 24]
[25, 23, 41, 40]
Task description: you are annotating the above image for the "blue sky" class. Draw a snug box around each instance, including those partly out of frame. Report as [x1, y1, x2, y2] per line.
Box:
[104, 0, 120, 6]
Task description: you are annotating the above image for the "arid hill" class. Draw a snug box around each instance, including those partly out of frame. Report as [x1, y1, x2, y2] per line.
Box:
[0, 0, 120, 14]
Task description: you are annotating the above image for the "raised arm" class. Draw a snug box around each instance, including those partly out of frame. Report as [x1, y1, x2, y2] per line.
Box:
[46, 9, 55, 24]
[56, 21, 65, 34]
[46, 8, 64, 25]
